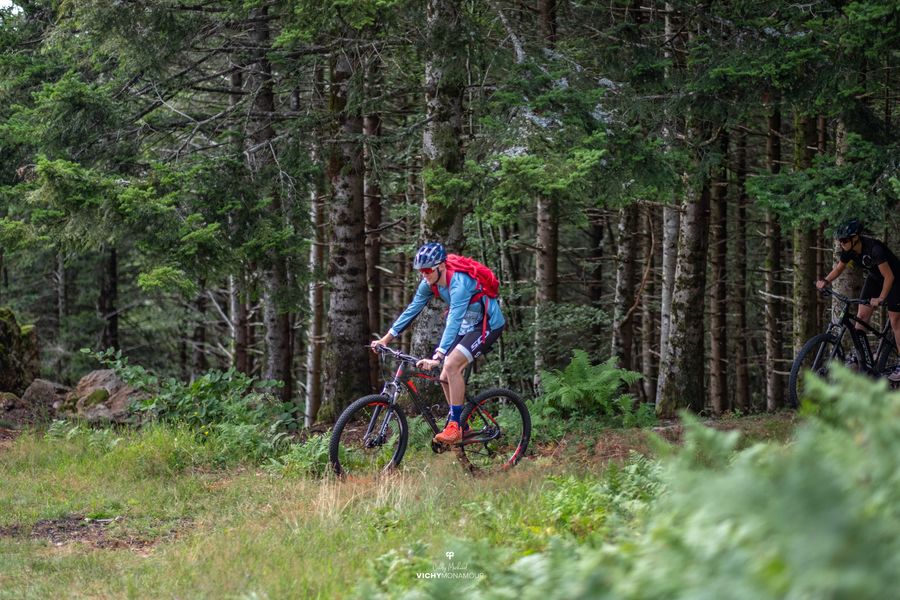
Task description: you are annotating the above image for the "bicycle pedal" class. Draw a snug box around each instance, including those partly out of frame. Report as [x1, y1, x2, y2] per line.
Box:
[431, 440, 449, 454]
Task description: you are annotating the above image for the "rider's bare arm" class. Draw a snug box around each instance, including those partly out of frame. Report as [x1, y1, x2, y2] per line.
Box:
[818, 261, 847, 290]
[871, 262, 895, 307]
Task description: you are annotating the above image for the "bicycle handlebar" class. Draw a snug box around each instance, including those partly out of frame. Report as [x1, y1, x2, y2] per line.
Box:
[370, 344, 423, 365]
[817, 286, 870, 306]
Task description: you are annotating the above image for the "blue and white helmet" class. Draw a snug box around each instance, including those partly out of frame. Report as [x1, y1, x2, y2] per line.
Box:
[413, 242, 447, 269]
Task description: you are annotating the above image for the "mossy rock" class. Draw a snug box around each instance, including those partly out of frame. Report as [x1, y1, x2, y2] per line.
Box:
[0, 391, 20, 410]
[82, 388, 110, 407]
[0, 307, 39, 395]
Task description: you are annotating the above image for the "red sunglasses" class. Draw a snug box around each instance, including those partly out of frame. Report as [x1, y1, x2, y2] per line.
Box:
[419, 267, 435, 275]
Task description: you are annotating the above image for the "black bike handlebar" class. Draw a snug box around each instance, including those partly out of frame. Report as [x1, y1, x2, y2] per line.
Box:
[370, 344, 423, 364]
[817, 286, 870, 306]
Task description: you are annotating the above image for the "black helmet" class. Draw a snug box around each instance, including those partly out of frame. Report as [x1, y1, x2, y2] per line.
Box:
[412, 242, 447, 269]
[834, 219, 862, 240]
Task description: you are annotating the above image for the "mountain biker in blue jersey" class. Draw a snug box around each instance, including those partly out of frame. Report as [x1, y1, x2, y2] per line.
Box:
[817, 219, 900, 380]
[371, 242, 506, 444]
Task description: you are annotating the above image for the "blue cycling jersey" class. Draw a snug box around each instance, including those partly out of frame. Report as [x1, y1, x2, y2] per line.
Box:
[388, 271, 506, 354]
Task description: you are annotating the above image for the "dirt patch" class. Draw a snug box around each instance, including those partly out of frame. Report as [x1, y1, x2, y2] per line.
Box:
[0, 427, 21, 451]
[0, 514, 186, 553]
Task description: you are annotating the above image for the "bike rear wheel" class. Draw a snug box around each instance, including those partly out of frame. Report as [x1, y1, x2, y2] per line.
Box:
[875, 335, 899, 375]
[788, 333, 844, 408]
[329, 394, 408, 477]
[458, 388, 531, 474]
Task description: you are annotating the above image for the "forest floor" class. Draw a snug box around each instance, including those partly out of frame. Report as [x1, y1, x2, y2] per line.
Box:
[0, 412, 799, 598]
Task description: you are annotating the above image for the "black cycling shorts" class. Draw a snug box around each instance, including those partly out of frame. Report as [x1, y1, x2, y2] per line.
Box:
[446, 323, 504, 364]
[861, 275, 900, 312]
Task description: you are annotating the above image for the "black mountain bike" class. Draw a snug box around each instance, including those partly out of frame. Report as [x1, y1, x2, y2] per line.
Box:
[789, 287, 899, 408]
[328, 345, 531, 477]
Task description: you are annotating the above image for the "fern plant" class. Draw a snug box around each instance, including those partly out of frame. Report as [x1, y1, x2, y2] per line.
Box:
[539, 349, 647, 426]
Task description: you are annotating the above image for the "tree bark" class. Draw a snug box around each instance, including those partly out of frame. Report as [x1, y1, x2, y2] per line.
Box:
[246, 7, 292, 402]
[99, 246, 118, 350]
[323, 46, 371, 417]
[831, 119, 864, 303]
[657, 182, 711, 418]
[305, 65, 327, 427]
[709, 132, 729, 415]
[640, 204, 657, 403]
[412, 0, 467, 361]
[733, 128, 750, 412]
[534, 194, 559, 386]
[192, 289, 209, 376]
[364, 55, 384, 392]
[230, 273, 251, 375]
[305, 191, 326, 426]
[791, 115, 819, 357]
[611, 204, 638, 371]
[656, 204, 680, 402]
[765, 95, 784, 411]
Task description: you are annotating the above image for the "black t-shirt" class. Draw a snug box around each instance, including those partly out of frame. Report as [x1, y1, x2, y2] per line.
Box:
[839, 236, 900, 282]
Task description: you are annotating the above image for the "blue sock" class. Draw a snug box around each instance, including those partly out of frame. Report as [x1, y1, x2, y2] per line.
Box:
[449, 405, 462, 423]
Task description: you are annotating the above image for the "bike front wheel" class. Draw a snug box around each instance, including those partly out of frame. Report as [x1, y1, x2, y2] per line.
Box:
[458, 388, 531, 474]
[329, 394, 408, 477]
[788, 333, 844, 408]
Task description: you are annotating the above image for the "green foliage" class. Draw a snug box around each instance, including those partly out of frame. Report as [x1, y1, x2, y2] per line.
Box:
[384, 369, 900, 599]
[538, 349, 647, 424]
[42, 420, 213, 475]
[749, 135, 898, 229]
[268, 433, 334, 477]
[85, 348, 297, 463]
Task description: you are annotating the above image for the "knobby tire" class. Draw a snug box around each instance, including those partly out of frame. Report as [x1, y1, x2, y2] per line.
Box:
[329, 394, 408, 477]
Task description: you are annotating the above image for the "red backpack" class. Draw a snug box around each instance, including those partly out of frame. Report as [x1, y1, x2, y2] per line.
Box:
[431, 254, 500, 341]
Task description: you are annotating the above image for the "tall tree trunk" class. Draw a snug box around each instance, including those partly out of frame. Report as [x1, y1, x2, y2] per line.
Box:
[305, 65, 327, 427]
[709, 132, 729, 415]
[640, 204, 657, 403]
[364, 56, 384, 392]
[765, 94, 784, 410]
[99, 246, 118, 350]
[412, 0, 467, 361]
[534, 195, 559, 387]
[247, 8, 292, 402]
[230, 273, 250, 374]
[323, 47, 371, 417]
[228, 66, 251, 376]
[831, 119, 863, 301]
[533, 0, 560, 386]
[733, 128, 750, 411]
[55, 252, 66, 379]
[306, 191, 327, 426]
[791, 115, 819, 357]
[656, 2, 683, 404]
[656, 204, 680, 402]
[539, 0, 557, 45]
[56, 252, 66, 331]
[657, 182, 711, 418]
[192, 289, 209, 375]
[612, 204, 638, 371]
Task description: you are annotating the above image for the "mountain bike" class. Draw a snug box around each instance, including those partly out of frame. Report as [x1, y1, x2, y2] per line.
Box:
[788, 287, 899, 408]
[328, 345, 531, 477]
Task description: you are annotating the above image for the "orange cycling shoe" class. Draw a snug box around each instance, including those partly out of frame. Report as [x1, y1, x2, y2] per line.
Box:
[434, 421, 462, 444]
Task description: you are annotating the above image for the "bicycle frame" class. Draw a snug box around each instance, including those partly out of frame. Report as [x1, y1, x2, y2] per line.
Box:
[375, 348, 500, 447]
[824, 292, 895, 375]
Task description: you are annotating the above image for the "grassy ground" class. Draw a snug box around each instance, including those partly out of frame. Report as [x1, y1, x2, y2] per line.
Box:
[0, 413, 797, 599]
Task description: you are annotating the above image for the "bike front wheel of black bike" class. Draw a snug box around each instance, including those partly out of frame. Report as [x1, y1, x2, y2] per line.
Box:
[788, 333, 844, 408]
[329, 394, 408, 477]
[458, 388, 531, 474]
